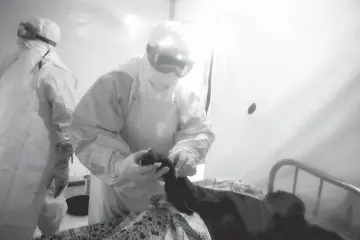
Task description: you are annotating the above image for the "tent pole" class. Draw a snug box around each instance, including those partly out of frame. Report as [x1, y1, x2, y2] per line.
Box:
[169, 0, 176, 20]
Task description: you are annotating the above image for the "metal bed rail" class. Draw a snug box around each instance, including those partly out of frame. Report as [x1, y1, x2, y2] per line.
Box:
[268, 159, 360, 219]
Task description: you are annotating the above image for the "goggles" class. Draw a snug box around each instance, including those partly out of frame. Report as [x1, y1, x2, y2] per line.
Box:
[17, 22, 57, 47]
[146, 44, 193, 78]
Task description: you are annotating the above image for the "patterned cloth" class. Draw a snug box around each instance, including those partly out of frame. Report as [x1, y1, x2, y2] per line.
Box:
[194, 178, 265, 199]
[30, 178, 264, 240]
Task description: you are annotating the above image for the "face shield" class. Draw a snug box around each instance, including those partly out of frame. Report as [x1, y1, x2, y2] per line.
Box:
[146, 21, 194, 78]
[146, 44, 193, 78]
[17, 22, 57, 47]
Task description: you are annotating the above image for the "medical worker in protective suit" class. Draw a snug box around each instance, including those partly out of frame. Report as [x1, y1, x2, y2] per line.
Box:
[70, 21, 215, 224]
[0, 17, 77, 240]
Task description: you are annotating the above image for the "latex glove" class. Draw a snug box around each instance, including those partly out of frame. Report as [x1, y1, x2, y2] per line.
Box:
[169, 151, 197, 178]
[52, 162, 69, 198]
[119, 150, 169, 184]
[52, 142, 73, 198]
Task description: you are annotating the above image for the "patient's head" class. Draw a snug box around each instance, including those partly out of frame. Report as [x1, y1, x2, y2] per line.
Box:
[266, 190, 305, 218]
[263, 191, 344, 240]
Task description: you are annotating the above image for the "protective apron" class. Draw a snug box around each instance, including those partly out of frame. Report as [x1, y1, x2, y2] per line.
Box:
[0, 49, 53, 240]
[88, 76, 179, 224]
[0, 49, 74, 240]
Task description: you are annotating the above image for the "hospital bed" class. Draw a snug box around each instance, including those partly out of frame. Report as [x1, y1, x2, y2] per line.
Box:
[268, 159, 360, 240]
[31, 159, 360, 240]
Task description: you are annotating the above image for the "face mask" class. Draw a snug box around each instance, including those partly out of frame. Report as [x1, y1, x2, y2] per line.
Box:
[142, 58, 179, 91]
[149, 70, 179, 90]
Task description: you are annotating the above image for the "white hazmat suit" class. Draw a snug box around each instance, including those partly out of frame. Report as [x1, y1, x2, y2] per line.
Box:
[70, 21, 215, 224]
[0, 17, 77, 240]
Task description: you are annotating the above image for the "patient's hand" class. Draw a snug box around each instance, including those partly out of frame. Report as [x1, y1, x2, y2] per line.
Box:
[140, 149, 176, 178]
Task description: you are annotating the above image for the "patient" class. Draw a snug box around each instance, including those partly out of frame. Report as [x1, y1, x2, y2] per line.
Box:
[141, 149, 251, 239]
[263, 191, 344, 240]
[141, 149, 345, 240]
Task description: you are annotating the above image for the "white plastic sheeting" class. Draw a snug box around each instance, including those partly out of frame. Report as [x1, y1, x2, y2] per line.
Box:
[175, 0, 360, 233]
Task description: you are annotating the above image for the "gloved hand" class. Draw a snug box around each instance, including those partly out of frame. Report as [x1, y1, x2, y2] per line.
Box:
[119, 150, 169, 184]
[52, 142, 73, 198]
[52, 162, 69, 198]
[168, 150, 197, 178]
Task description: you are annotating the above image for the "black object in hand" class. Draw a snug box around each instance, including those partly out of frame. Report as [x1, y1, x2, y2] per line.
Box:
[140, 149, 194, 214]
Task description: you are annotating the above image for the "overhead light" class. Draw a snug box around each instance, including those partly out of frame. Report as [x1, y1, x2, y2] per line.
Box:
[123, 14, 143, 36]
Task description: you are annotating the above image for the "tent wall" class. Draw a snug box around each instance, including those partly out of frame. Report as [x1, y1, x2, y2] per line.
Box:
[175, 0, 360, 230]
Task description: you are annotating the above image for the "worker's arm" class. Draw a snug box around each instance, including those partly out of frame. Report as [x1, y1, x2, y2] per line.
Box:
[69, 71, 134, 186]
[42, 67, 78, 197]
[43, 67, 77, 163]
[171, 89, 215, 164]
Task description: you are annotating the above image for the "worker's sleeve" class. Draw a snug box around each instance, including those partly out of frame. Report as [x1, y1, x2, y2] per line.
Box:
[42, 69, 77, 165]
[43, 69, 77, 144]
[69, 71, 134, 186]
[171, 89, 215, 163]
